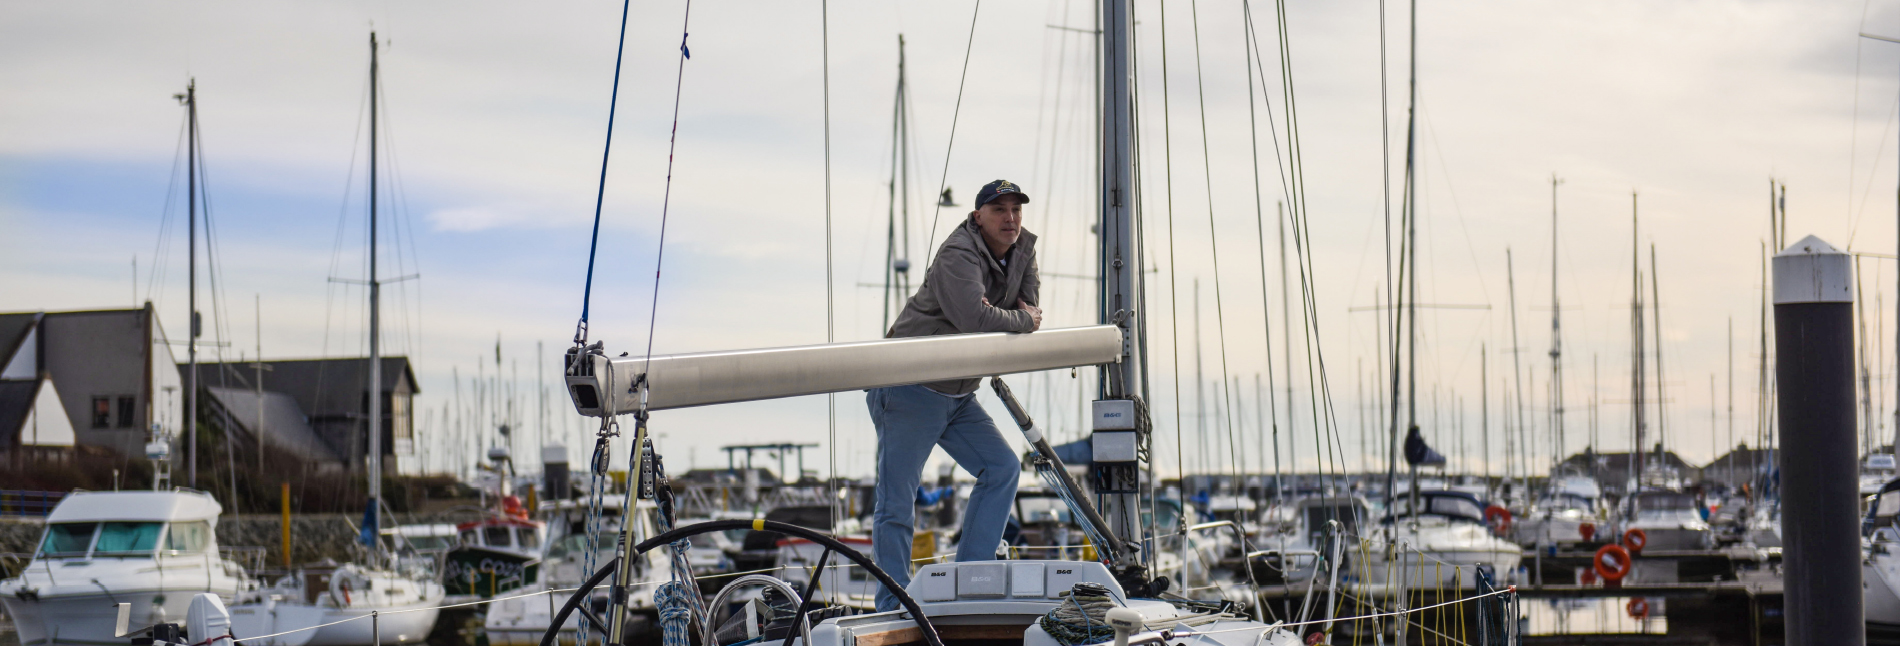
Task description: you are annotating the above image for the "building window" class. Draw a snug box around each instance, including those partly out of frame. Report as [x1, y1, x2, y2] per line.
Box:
[117, 396, 136, 428]
[91, 397, 111, 428]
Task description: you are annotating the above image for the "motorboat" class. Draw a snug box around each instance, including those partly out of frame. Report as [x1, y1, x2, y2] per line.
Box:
[1617, 489, 1714, 551]
[1514, 476, 1606, 547]
[0, 489, 250, 646]
[442, 496, 545, 600]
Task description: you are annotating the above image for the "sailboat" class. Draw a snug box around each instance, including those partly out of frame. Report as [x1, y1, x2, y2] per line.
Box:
[227, 33, 444, 646]
[524, 0, 1531, 644]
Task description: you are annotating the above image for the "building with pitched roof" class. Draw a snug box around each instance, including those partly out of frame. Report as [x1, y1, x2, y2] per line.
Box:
[0, 305, 181, 459]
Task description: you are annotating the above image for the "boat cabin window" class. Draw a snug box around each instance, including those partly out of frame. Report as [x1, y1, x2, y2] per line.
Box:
[485, 526, 514, 548]
[39, 522, 98, 557]
[94, 522, 163, 555]
[163, 521, 211, 554]
[516, 527, 540, 550]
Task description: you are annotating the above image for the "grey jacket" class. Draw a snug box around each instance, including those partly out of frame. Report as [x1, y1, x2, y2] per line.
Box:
[887, 218, 1041, 395]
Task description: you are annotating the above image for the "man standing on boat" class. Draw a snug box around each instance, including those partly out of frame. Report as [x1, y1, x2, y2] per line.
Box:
[868, 179, 1042, 612]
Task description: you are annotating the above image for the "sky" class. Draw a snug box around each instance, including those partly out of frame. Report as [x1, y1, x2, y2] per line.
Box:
[7, 0, 1900, 483]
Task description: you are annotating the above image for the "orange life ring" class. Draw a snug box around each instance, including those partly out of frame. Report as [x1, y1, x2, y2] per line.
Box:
[1624, 528, 1648, 554]
[1627, 597, 1650, 620]
[1484, 505, 1513, 536]
[1594, 544, 1633, 582]
[1579, 522, 1597, 542]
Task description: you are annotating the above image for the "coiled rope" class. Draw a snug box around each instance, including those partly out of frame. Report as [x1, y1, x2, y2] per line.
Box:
[1037, 584, 1119, 646]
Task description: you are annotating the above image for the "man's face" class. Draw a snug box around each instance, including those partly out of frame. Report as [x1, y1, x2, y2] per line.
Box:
[972, 194, 1026, 253]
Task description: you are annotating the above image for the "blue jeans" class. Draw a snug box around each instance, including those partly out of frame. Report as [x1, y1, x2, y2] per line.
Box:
[867, 384, 1020, 612]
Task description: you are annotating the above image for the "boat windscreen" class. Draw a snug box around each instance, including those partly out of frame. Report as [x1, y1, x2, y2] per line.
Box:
[95, 522, 162, 555]
[163, 521, 210, 554]
[39, 522, 97, 556]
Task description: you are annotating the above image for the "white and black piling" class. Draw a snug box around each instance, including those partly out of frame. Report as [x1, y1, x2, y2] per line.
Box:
[1774, 235, 1862, 646]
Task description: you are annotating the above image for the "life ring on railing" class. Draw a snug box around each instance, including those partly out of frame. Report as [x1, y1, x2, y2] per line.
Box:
[1579, 522, 1597, 542]
[1594, 544, 1632, 583]
[1484, 505, 1513, 536]
[1624, 528, 1648, 554]
[337, 578, 353, 606]
[1627, 597, 1650, 620]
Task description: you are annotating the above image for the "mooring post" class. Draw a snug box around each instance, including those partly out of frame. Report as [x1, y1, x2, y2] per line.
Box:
[1774, 235, 1862, 646]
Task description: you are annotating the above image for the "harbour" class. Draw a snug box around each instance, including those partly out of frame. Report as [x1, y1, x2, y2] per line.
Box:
[10, 1, 1900, 646]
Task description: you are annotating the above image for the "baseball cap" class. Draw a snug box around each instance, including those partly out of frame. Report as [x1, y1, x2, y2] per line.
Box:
[974, 179, 1031, 208]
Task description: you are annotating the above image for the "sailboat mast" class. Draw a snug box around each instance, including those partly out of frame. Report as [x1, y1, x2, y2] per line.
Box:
[1507, 250, 1525, 484]
[1550, 175, 1564, 466]
[1651, 245, 1666, 464]
[367, 32, 384, 537]
[1632, 193, 1645, 492]
[184, 79, 198, 489]
[1096, 0, 1140, 539]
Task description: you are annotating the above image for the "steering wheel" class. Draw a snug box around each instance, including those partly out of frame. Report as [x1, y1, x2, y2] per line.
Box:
[540, 519, 942, 646]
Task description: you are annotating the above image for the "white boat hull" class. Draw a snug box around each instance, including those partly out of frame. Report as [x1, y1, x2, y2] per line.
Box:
[2, 587, 235, 646]
[1868, 549, 1900, 628]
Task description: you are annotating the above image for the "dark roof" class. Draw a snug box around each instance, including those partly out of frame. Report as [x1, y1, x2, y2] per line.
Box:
[0, 313, 38, 368]
[203, 386, 340, 463]
[182, 356, 417, 420]
[0, 379, 41, 449]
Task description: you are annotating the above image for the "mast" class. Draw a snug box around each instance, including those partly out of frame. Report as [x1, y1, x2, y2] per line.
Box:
[183, 79, 198, 489]
[1549, 174, 1564, 466]
[1279, 203, 1295, 484]
[883, 36, 912, 332]
[1507, 251, 1525, 486]
[1632, 193, 1645, 493]
[1651, 245, 1666, 467]
[1097, 0, 1141, 540]
[366, 31, 384, 547]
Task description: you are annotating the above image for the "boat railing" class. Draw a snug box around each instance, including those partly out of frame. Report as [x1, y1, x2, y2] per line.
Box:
[671, 484, 836, 517]
[221, 546, 269, 575]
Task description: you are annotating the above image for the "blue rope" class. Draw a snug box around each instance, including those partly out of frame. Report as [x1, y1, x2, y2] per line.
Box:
[655, 581, 697, 646]
[573, 0, 635, 343]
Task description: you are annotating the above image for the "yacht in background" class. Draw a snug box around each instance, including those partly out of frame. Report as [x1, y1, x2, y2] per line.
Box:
[0, 490, 250, 646]
[1618, 489, 1714, 551]
[1515, 475, 1606, 547]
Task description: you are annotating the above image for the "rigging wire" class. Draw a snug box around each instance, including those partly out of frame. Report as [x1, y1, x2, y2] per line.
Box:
[1184, 0, 1245, 495]
[923, 0, 984, 251]
[640, 2, 697, 371]
[823, 0, 841, 532]
[572, 0, 637, 346]
[145, 116, 190, 308]
[1155, 0, 1187, 485]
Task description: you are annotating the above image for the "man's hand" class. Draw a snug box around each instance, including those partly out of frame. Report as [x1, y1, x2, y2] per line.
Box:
[1018, 298, 1043, 331]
